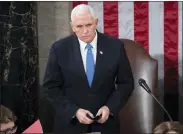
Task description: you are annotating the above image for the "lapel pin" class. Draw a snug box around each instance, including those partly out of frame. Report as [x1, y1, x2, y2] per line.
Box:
[100, 51, 103, 54]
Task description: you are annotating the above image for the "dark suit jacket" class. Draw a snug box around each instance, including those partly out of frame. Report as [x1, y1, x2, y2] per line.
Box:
[42, 32, 134, 134]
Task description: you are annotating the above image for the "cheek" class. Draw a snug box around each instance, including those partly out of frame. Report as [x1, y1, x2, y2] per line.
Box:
[90, 25, 96, 32]
[75, 32, 81, 38]
[72, 27, 79, 35]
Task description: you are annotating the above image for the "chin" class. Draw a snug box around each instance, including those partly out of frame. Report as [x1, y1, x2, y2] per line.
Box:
[82, 38, 92, 43]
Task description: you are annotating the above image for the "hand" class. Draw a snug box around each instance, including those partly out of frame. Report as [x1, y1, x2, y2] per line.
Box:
[96, 106, 110, 124]
[76, 108, 94, 124]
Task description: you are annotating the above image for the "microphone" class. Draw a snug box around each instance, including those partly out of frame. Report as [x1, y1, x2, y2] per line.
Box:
[138, 78, 173, 122]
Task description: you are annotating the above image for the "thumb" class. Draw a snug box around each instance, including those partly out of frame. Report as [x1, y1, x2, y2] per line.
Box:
[96, 109, 102, 116]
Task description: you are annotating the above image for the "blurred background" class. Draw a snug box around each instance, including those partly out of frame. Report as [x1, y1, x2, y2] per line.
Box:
[0, 1, 182, 133]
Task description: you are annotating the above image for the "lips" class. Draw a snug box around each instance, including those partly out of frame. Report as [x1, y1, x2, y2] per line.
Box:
[83, 36, 88, 38]
[82, 36, 89, 39]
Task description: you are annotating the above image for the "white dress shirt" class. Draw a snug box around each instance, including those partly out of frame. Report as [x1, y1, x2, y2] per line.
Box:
[78, 32, 97, 72]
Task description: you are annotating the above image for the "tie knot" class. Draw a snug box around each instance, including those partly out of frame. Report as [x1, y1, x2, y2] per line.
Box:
[85, 44, 93, 50]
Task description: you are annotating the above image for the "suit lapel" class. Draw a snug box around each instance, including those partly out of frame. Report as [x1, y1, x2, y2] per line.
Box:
[71, 35, 88, 83]
[91, 32, 106, 89]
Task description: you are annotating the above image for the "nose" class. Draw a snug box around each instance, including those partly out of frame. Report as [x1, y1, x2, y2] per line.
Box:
[82, 26, 88, 34]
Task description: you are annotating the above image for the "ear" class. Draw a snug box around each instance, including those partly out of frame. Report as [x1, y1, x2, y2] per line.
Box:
[70, 22, 75, 32]
[95, 18, 98, 25]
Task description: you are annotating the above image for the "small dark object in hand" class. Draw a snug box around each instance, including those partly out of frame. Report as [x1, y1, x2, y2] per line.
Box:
[86, 113, 102, 121]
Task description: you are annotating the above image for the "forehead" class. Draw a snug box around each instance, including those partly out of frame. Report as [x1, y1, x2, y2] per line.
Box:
[72, 13, 94, 25]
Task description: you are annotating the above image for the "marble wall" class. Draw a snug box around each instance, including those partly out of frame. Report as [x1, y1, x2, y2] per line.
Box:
[0, 1, 72, 132]
[36, 2, 72, 132]
[0, 2, 38, 132]
[37, 1, 72, 86]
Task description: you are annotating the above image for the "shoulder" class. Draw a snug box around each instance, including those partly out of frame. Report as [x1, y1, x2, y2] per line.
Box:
[98, 32, 125, 48]
[51, 34, 75, 50]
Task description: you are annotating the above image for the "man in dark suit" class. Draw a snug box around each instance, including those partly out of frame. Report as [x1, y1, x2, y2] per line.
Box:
[42, 4, 134, 134]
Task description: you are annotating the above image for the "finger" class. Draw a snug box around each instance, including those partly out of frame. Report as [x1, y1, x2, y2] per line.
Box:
[96, 109, 102, 116]
[98, 113, 109, 124]
[80, 117, 92, 124]
[103, 115, 109, 123]
[96, 110, 104, 123]
[98, 117, 106, 124]
[80, 119, 89, 124]
[86, 111, 94, 118]
[84, 115, 93, 124]
[78, 116, 88, 124]
[80, 113, 93, 124]
[97, 115, 104, 124]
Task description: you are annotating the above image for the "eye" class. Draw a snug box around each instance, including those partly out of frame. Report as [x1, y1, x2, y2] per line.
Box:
[77, 25, 82, 28]
[86, 24, 92, 27]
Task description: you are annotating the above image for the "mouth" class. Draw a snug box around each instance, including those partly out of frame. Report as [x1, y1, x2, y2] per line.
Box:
[82, 36, 89, 39]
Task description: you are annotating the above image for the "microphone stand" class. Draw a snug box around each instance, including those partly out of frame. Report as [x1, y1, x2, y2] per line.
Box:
[149, 91, 173, 122]
[139, 78, 173, 122]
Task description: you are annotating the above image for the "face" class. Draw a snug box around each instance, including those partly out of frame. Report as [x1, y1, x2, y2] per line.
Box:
[71, 12, 98, 43]
[0, 121, 17, 133]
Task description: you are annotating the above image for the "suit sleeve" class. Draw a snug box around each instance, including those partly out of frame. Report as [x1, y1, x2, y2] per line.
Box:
[42, 43, 79, 123]
[106, 41, 134, 116]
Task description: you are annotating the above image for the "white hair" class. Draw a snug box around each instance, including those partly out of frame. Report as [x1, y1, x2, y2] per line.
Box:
[71, 4, 97, 22]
